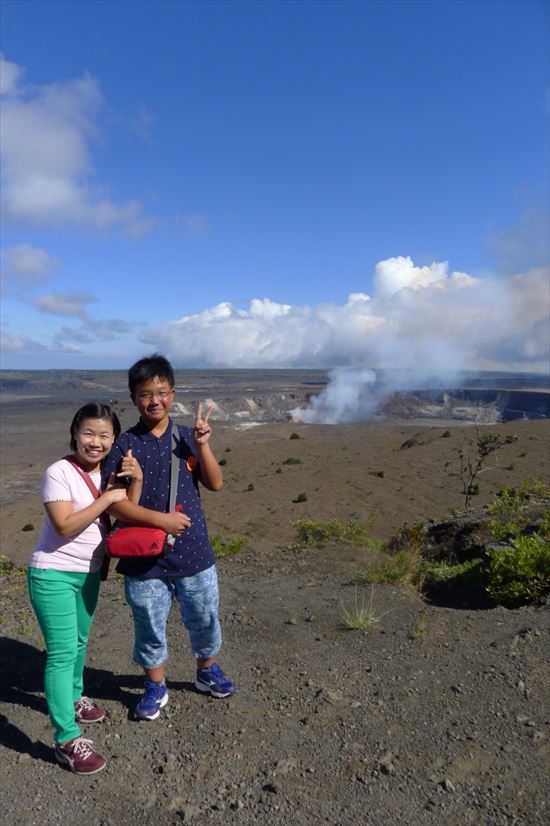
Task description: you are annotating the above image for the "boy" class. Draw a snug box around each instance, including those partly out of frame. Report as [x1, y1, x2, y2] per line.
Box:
[102, 353, 236, 720]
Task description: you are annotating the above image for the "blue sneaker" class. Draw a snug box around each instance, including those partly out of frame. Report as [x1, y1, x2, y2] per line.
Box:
[134, 680, 168, 720]
[195, 663, 236, 698]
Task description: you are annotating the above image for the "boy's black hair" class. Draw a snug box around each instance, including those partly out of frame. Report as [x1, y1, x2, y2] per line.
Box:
[69, 403, 121, 451]
[128, 353, 175, 398]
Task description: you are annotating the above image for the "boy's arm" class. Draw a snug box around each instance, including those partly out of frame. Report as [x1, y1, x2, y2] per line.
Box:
[193, 403, 223, 492]
[103, 442, 190, 533]
[116, 448, 143, 504]
[107, 499, 191, 534]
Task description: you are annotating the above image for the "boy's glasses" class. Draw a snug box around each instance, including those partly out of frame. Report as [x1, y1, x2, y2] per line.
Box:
[137, 390, 174, 401]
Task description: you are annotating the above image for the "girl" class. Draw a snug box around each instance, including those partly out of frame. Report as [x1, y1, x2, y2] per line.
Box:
[28, 402, 142, 775]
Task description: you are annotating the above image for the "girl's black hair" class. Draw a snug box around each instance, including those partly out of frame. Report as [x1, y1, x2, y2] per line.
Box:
[69, 403, 121, 451]
[128, 352, 175, 398]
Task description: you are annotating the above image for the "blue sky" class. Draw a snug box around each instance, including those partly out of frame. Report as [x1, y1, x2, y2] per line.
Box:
[1, 0, 549, 372]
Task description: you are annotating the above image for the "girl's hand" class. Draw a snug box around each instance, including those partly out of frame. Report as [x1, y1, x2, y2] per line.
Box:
[193, 403, 213, 446]
[104, 487, 128, 506]
[117, 449, 143, 481]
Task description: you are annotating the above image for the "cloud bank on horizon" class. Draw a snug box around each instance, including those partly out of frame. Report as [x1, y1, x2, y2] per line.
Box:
[1, 33, 548, 376]
[139, 256, 549, 375]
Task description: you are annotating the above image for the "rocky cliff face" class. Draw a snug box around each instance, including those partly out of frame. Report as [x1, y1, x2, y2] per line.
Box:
[377, 389, 550, 423]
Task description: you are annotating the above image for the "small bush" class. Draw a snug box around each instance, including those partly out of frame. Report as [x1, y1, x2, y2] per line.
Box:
[441, 430, 451, 438]
[409, 610, 428, 639]
[22, 524, 35, 532]
[290, 432, 301, 440]
[293, 517, 375, 547]
[293, 492, 308, 503]
[369, 470, 385, 478]
[0, 555, 15, 573]
[422, 558, 485, 586]
[225, 447, 231, 452]
[275, 468, 282, 474]
[490, 479, 550, 540]
[485, 534, 550, 604]
[218, 458, 227, 466]
[340, 587, 384, 632]
[283, 457, 302, 465]
[359, 548, 421, 588]
[246, 483, 255, 492]
[210, 534, 246, 559]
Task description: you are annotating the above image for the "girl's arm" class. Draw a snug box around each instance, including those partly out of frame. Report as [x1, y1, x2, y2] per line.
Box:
[45, 487, 128, 538]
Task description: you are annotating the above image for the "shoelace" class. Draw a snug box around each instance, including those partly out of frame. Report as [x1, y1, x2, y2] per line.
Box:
[76, 696, 95, 710]
[68, 737, 95, 759]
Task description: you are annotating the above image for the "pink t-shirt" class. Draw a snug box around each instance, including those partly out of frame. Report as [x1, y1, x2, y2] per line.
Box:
[28, 459, 106, 573]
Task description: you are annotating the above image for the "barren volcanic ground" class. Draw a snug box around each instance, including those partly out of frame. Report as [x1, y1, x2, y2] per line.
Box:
[1, 371, 549, 826]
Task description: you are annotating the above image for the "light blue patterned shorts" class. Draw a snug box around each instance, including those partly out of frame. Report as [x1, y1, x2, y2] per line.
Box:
[124, 565, 221, 668]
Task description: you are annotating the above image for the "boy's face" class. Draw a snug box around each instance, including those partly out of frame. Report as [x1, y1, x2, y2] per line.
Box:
[133, 376, 174, 429]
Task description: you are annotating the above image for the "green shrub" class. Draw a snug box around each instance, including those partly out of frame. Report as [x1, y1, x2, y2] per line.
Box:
[0, 555, 15, 573]
[275, 467, 282, 474]
[422, 558, 485, 586]
[441, 430, 451, 438]
[485, 534, 550, 604]
[22, 523, 35, 532]
[359, 548, 420, 588]
[293, 517, 375, 547]
[283, 457, 302, 465]
[409, 610, 428, 639]
[210, 534, 246, 559]
[294, 492, 308, 503]
[218, 458, 227, 466]
[290, 432, 301, 440]
[246, 483, 255, 492]
[490, 479, 550, 540]
[369, 470, 385, 478]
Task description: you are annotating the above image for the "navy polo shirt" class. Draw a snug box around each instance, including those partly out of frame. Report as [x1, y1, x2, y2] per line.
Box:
[101, 418, 216, 578]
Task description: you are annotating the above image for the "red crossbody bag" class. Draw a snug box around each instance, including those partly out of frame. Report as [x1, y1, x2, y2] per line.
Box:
[105, 423, 182, 559]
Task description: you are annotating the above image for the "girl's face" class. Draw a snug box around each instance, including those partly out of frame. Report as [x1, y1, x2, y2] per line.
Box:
[73, 417, 115, 472]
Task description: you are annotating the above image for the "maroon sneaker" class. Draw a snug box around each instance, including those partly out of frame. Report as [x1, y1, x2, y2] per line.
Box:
[74, 696, 106, 723]
[54, 737, 106, 774]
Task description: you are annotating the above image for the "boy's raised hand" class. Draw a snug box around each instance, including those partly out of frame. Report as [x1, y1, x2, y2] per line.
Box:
[117, 448, 143, 481]
[193, 402, 213, 446]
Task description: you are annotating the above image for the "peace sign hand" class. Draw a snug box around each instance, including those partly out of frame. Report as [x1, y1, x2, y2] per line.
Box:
[193, 402, 213, 446]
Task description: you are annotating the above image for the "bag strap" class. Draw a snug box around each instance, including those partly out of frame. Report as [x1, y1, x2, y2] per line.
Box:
[63, 456, 111, 532]
[169, 422, 180, 513]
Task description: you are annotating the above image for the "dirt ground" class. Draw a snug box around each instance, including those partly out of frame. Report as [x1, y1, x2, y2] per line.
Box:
[1, 398, 549, 825]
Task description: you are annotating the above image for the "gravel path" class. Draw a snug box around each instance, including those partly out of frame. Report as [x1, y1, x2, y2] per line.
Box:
[1, 542, 549, 826]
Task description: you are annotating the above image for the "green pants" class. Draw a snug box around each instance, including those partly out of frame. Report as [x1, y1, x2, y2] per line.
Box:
[27, 568, 100, 744]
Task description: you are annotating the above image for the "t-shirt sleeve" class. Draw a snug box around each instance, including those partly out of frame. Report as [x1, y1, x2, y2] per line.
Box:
[41, 463, 72, 503]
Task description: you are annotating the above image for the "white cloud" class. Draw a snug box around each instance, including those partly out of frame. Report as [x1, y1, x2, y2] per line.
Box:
[1, 243, 61, 276]
[0, 54, 24, 96]
[140, 258, 550, 374]
[83, 318, 131, 340]
[33, 290, 95, 318]
[0, 56, 152, 236]
[0, 329, 46, 353]
[373, 256, 477, 296]
[1, 243, 61, 295]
